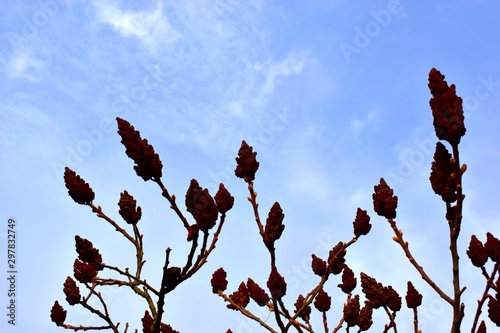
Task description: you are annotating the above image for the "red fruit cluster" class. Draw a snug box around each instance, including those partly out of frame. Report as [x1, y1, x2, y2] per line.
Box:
[361, 273, 401, 311]
[344, 295, 360, 327]
[328, 242, 346, 275]
[353, 208, 371, 237]
[485, 233, 500, 326]
[358, 306, 374, 331]
[267, 267, 287, 299]
[75, 235, 103, 269]
[342, 295, 373, 331]
[430, 142, 457, 203]
[63, 276, 81, 305]
[73, 236, 103, 283]
[162, 266, 181, 291]
[311, 254, 327, 276]
[467, 235, 488, 268]
[360, 273, 383, 308]
[372, 178, 398, 219]
[485, 233, 500, 262]
[405, 281, 423, 309]
[247, 278, 270, 306]
[141, 311, 179, 333]
[185, 179, 218, 231]
[117, 117, 163, 181]
[314, 288, 331, 312]
[384, 286, 402, 312]
[477, 321, 486, 333]
[263, 202, 285, 250]
[467, 233, 500, 326]
[141, 311, 153, 333]
[73, 259, 98, 283]
[338, 265, 357, 294]
[50, 301, 67, 326]
[64, 167, 95, 205]
[488, 296, 500, 327]
[294, 294, 311, 321]
[235, 141, 259, 182]
[214, 183, 234, 214]
[228, 282, 250, 310]
[118, 190, 142, 224]
[428, 68, 466, 146]
[211, 267, 228, 294]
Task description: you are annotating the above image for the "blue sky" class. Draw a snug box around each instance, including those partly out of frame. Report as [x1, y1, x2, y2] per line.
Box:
[1, 0, 500, 332]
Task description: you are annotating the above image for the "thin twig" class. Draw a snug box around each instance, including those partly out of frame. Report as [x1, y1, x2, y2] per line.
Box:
[471, 262, 500, 332]
[218, 291, 279, 333]
[387, 218, 453, 305]
[155, 178, 190, 229]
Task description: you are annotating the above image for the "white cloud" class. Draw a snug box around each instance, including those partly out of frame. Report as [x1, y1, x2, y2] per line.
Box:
[283, 147, 336, 211]
[5, 47, 44, 80]
[254, 50, 312, 105]
[350, 108, 378, 136]
[92, 0, 182, 52]
[226, 100, 246, 117]
[298, 121, 325, 142]
[0, 102, 65, 184]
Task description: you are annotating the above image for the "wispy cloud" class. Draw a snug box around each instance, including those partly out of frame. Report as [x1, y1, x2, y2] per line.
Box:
[298, 120, 325, 143]
[254, 50, 312, 106]
[0, 102, 65, 184]
[92, 0, 181, 53]
[349, 108, 378, 136]
[5, 47, 44, 80]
